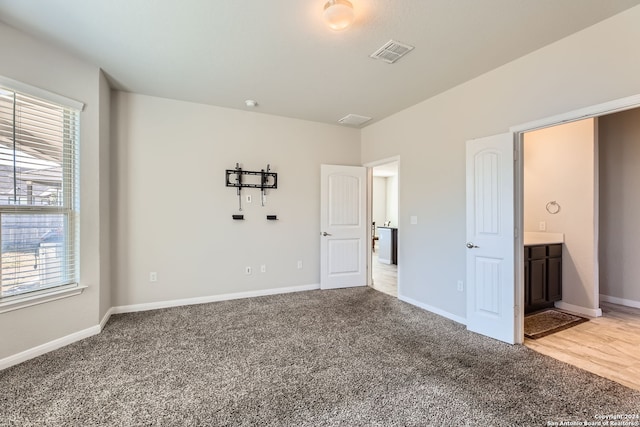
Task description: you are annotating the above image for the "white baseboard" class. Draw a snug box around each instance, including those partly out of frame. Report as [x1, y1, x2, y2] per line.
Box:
[398, 294, 467, 325]
[100, 306, 115, 331]
[1, 283, 320, 371]
[599, 294, 640, 309]
[0, 325, 100, 371]
[554, 301, 602, 318]
[111, 283, 321, 315]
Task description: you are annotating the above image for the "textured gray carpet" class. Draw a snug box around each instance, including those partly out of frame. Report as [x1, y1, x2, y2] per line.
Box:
[1, 287, 639, 426]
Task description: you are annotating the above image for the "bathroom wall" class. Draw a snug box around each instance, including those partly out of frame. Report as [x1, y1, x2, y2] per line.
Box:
[524, 118, 597, 311]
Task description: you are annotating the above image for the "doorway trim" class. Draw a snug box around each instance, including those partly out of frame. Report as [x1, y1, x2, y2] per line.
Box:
[510, 94, 640, 343]
[364, 155, 401, 294]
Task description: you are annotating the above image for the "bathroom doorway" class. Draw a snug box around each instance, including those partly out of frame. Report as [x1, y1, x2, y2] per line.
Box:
[515, 103, 640, 390]
[522, 118, 599, 318]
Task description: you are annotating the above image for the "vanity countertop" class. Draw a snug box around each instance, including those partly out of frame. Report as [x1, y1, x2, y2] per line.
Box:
[523, 232, 564, 246]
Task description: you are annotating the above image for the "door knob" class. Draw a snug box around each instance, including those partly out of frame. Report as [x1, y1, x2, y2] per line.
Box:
[322, 232, 332, 236]
[466, 242, 479, 249]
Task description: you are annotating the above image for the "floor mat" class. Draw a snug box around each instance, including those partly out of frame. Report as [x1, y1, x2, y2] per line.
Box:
[524, 309, 589, 339]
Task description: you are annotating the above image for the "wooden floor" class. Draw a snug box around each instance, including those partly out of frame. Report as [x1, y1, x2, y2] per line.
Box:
[525, 302, 640, 391]
[371, 247, 397, 297]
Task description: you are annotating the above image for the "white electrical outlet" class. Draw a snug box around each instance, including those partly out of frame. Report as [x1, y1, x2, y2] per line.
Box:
[539, 221, 546, 231]
[261, 264, 266, 273]
[297, 260, 303, 269]
[457, 280, 463, 292]
[245, 266, 252, 275]
[246, 195, 252, 203]
[150, 272, 158, 282]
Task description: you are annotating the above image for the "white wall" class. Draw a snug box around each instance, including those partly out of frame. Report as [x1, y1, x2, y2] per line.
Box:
[599, 108, 640, 305]
[0, 22, 108, 359]
[112, 92, 360, 305]
[99, 72, 112, 321]
[524, 119, 596, 310]
[372, 177, 387, 229]
[361, 5, 640, 320]
[373, 175, 399, 228]
[386, 175, 399, 227]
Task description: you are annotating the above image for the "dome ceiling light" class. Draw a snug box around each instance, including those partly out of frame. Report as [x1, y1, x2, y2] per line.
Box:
[323, 0, 355, 31]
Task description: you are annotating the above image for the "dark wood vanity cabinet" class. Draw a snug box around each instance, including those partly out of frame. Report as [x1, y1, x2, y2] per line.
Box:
[524, 244, 562, 313]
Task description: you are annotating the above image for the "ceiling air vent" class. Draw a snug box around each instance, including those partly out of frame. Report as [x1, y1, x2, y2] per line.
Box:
[370, 39, 414, 64]
[338, 114, 372, 126]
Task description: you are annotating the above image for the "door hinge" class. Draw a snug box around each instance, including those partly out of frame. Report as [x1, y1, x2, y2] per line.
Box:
[514, 150, 518, 161]
[514, 227, 519, 238]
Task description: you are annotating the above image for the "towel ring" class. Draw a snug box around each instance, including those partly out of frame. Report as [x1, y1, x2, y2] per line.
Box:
[546, 201, 561, 215]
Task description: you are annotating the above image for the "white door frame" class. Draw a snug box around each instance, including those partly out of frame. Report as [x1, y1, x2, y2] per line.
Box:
[510, 94, 640, 342]
[364, 155, 401, 293]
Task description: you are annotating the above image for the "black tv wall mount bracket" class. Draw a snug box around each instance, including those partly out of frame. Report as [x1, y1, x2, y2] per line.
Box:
[226, 163, 278, 211]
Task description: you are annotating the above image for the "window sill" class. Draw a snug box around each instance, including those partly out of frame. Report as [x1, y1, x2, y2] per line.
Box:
[0, 284, 87, 314]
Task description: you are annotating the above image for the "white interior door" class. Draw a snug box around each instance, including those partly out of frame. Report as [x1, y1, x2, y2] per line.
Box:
[320, 164, 367, 290]
[466, 133, 516, 344]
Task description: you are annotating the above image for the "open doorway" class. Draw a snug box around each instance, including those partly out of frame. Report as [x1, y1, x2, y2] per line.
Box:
[522, 118, 599, 318]
[519, 108, 640, 318]
[511, 94, 640, 339]
[516, 104, 640, 390]
[371, 161, 398, 297]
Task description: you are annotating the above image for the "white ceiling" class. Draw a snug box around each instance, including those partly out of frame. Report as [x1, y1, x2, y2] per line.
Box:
[1, 0, 639, 127]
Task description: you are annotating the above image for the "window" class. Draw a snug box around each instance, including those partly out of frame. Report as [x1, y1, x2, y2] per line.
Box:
[0, 81, 80, 300]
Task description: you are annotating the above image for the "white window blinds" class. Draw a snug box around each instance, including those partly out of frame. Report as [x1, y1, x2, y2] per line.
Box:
[0, 84, 80, 298]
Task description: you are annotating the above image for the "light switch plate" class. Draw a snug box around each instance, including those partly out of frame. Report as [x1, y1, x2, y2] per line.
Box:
[410, 216, 418, 225]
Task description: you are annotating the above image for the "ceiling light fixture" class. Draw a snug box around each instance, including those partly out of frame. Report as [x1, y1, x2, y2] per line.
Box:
[323, 0, 354, 31]
[245, 99, 257, 107]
